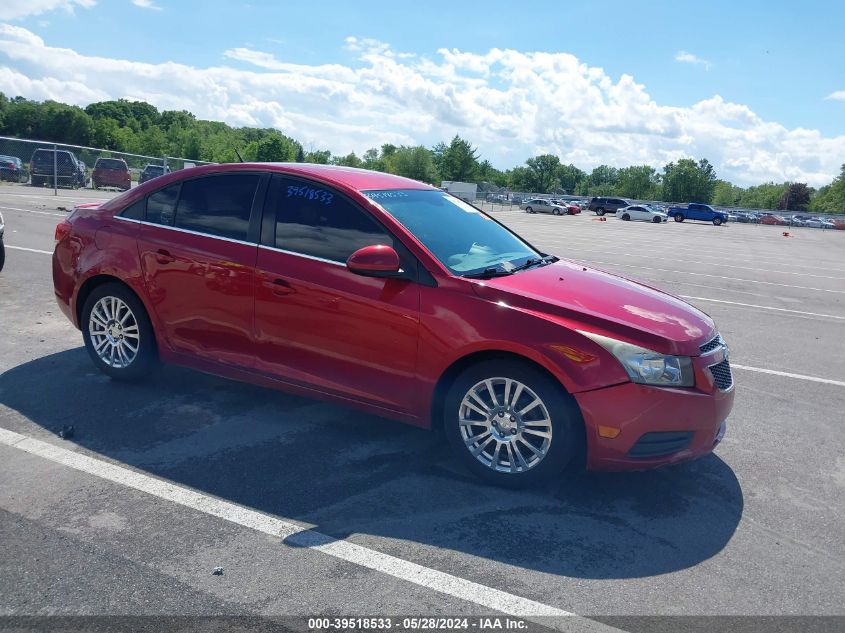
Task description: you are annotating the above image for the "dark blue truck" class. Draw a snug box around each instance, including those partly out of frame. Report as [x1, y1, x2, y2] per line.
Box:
[667, 203, 729, 225]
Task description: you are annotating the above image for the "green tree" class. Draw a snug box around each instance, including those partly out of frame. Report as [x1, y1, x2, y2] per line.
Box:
[556, 164, 585, 193]
[524, 154, 561, 193]
[712, 180, 743, 207]
[616, 165, 660, 199]
[305, 149, 331, 164]
[331, 152, 363, 168]
[252, 134, 297, 162]
[661, 158, 717, 203]
[738, 182, 788, 209]
[362, 147, 383, 171]
[810, 165, 845, 213]
[436, 135, 479, 182]
[778, 182, 811, 211]
[387, 146, 439, 183]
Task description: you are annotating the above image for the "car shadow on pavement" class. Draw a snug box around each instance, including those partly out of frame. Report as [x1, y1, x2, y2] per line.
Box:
[0, 348, 744, 580]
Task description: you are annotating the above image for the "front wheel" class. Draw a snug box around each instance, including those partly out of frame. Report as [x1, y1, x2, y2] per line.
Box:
[0, 238, 5, 273]
[713, 217, 723, 226]
[444, 360, 581, 487]
[652, 216, 662, 223]
[595, 208, 605, 216]
[621, 214, 630, 221]
[525, 207, 534, 214]
[552, 208, 561, 216]
[674, 214, 684, 222]
[81, 282, 158, 381]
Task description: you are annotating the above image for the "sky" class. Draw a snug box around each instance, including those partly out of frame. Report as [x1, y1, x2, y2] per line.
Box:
[1, 0, 844, 187]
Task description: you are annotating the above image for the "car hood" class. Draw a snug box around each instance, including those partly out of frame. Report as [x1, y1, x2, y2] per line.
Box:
[469, 259, 715, 356]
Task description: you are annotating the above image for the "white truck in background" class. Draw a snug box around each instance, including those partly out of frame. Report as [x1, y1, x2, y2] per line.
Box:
[440, 181, 477, 203]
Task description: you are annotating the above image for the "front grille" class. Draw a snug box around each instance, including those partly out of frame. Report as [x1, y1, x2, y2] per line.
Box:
[699, 335, 722, 354]
[710, 359, 733, 390]
[628, 431, 694, 458]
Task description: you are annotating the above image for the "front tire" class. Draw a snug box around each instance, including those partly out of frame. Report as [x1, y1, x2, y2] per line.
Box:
[81, 282, 158, 381]
[595, 208, 605, 216]
[552, 208, 561, 216]
[674, 214, 684, 222]
[652, 216, 662, 223]
[444, 360, 581, 487]
[713, 217, 723, 226]
[0, 238, 5, 273]
[525, 207, 534, 214]
[621, 214, 630, 221]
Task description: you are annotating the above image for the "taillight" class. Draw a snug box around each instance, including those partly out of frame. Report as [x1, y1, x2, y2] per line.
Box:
[55, 220, 72, 244]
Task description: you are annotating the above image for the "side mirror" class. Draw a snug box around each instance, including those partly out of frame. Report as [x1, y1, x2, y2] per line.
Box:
[346, 244, 402, 277]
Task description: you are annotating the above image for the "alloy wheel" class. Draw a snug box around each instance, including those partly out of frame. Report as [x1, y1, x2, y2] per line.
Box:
[458, 377, 553, 473]
[88, 296, 140, 368]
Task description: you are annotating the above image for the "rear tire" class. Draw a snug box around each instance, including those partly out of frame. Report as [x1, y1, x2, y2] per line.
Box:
[443, 359, 581, 487]
[81, 282, 158, 382]
[674, 214, 684, 222]
[0, 239, 5, 273]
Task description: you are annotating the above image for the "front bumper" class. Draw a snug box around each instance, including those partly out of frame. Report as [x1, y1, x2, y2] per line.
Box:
[574, 361, 734, 471]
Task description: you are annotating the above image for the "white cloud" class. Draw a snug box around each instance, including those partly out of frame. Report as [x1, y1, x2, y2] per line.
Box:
[675, 50, 711, 71]
[0, 23, 842, 186]
[131, 0, 162, 10]
[5, 0, 95, 20]
[826, 90, 845, 101]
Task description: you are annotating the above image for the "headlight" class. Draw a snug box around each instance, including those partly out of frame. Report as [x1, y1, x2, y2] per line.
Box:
[579, 331, 695, 387]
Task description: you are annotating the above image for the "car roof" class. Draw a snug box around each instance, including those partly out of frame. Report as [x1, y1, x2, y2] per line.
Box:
[249, 162, 435, 191]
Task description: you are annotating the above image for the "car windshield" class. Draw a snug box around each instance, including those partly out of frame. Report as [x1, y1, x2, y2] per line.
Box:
[364, 189, 540, 276]
[146, 166, 163, 174]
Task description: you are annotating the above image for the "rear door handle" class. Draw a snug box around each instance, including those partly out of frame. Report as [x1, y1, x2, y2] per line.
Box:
[270, 278, 295, 296]
[155, 248, 175, 264]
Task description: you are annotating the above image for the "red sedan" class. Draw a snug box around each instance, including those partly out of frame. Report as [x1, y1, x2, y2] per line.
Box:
[92, 157, 131, 191]
[53, 164, 734, 485]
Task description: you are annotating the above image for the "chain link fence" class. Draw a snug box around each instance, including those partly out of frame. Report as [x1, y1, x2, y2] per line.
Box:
[0, 136, 214, 196]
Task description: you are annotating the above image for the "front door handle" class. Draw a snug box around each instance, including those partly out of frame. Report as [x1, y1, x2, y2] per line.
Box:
[155, 248, 175, 264]
[270, 278, 295, 296]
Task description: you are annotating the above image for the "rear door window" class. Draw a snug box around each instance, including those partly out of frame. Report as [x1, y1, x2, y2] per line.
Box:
[147, 184, 180, 226]
[173, 174, 260, 241]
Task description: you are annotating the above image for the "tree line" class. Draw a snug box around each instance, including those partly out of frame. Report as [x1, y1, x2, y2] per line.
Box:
[0, 94, 842, 213]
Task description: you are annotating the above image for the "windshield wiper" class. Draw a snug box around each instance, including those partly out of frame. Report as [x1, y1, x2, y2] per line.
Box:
[462, 267, 515, 279]
[509, 255, 558, 273]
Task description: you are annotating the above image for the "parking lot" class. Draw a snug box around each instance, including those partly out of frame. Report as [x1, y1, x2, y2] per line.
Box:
[0, 183, 843, 630]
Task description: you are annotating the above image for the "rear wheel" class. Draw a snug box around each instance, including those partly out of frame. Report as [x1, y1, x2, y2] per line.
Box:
[674, 214, 684, 222]
[0, 238, 5, 273]
[444, 359, 581, 487]
[81, 282, 158, 381]
[713, 217, 723, 226]
[595, 208, 605, 216]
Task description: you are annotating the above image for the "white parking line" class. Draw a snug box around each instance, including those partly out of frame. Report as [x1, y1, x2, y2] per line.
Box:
[0, 427, 616, 631]
[679, 295, 845, 321]
[587, 260, 845, 295]
[731, 364, 845, 387]
[0, 205, 67, 217]
[5, 245, 54, 255]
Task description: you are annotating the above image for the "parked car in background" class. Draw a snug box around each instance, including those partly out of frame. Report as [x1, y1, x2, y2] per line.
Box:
[733, 212, 755, 223]
[521, 198, 569, 215]
[667, 203, 729, 226]
[551, 199, 581, 215]
[616, 205, 668, 223]
[0, 155, 29, 183]
[0, 210, 5, 272]
[588, 197, 630, 216]
[29, 148, 84, 188]
[139, 164, 171, 185]
[759, 214, 788, 226]
[802, 217, 835, 229]
[93, 157, 131, 191]
[52, 163, 734, 485]
[830, 218, 845, 230]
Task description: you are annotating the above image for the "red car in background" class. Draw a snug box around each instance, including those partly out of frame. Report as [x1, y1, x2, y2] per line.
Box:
[759, 213, 788, 226]
[53, 163, 734, 485]
[92, 157, 131, 191]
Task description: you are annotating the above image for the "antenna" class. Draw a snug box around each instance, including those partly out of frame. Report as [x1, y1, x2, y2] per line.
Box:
[235, 149, 244, 163]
